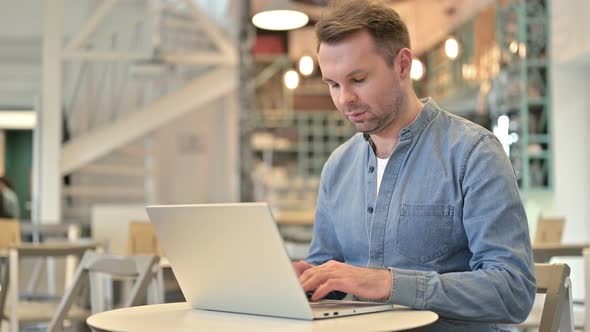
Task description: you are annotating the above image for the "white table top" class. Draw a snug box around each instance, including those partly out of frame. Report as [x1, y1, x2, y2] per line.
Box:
[87, 302, 438, 332]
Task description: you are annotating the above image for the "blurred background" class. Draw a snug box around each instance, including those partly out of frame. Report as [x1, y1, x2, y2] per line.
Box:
[0, 0, 589, 315]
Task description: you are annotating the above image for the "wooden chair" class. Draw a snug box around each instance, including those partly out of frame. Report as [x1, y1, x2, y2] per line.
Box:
[127, 221, 166, 304]
[127, 221, 163, 257]
[46, 250, 159, 332]
[0, 219, 20, 249]
[2, 242, 97, 332]
[534, 217, 566, 246]
[18, 222, 85, 299]
[518, 263, 574, 332]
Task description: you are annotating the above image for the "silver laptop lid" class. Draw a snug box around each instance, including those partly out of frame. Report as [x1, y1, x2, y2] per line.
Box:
[146, 203, 314, 320]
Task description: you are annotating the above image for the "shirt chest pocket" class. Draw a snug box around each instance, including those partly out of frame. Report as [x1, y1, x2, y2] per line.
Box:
[396, 203, 454, 264]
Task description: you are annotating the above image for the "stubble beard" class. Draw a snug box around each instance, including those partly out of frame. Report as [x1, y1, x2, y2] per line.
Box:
[358, 93, 405, 135]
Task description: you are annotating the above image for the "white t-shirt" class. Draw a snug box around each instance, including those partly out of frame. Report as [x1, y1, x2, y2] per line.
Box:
[376, 156, 390, 195]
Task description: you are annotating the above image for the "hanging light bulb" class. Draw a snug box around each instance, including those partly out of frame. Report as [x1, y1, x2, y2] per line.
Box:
[410, 58, 424, 81]
[444, 37, 460, 60]
[252, 0, 309, 31]
[298, 55, 314, 76]
[284, 69, 299, 89]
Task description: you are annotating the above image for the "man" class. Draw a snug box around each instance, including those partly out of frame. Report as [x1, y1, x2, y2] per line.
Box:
[0, 176, 20, 219]
[293, 0, 535, 330]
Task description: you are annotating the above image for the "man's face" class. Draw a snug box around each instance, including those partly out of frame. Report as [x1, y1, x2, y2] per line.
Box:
[318, 30, 405, 135]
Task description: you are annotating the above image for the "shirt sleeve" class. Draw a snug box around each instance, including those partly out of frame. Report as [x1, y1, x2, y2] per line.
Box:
[388, 135, 536, 323]
[306, 158, 345, 266]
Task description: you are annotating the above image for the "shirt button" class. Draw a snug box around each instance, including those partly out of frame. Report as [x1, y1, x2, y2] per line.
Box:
[367, 207, 374, 213]
[369, 166, 375, 173]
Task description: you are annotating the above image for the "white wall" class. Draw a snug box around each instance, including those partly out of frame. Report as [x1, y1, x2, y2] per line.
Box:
[154, 94, 239, 205]
[0, 0, 89, 107]
[533, 0, 590, 300]
[551, 0, 590, 66]
[550, 65, 590, 241]
[548, 62, 590, 300]
[548, 0, 590, 243]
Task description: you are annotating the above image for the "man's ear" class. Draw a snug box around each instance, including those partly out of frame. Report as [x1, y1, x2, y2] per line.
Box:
[397, 48, 413, 79]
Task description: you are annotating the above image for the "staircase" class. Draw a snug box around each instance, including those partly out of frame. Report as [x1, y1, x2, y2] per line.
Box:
[0, 0, 238, 224]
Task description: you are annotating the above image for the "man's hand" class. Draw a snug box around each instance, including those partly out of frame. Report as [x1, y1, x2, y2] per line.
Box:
[292, 260, 315, 277]
[299, 260, 392, 302]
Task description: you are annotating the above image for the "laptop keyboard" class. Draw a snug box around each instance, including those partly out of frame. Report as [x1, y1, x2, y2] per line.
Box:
[309, 300, 389, 308]
[306, 290, 347, 300]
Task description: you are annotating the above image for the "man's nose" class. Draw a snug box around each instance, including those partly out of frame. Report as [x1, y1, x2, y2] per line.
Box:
[339, 86, 358, 106]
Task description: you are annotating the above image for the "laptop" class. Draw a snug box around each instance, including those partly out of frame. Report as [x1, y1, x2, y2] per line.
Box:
[146, 202, 395, 320]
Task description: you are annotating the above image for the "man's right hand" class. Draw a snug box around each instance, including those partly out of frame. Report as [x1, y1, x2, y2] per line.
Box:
[292, 260, 315, 277]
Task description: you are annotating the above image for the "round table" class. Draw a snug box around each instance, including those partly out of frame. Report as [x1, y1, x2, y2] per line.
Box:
[87, 302, 438, 332]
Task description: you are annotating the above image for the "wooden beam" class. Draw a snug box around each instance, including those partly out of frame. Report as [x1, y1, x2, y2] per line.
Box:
[184, 0, 237, 62]
[64, 0, 119, 52]
[61, 67, 237, 174]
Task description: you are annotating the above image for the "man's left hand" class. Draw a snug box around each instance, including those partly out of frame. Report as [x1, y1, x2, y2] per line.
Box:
[299, 260, 392, 302]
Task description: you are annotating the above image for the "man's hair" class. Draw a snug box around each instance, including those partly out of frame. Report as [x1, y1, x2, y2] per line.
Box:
[315, 0, 410, 66]
[0, 176, 13, 190]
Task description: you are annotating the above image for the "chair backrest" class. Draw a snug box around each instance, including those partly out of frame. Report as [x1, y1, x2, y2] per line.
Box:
[534, 263, 572, 332]
[127, 221, 163, 256]
[19, 222, 82, 243]
[0, 219, 21, 249]
[534, 217, 565, 245]
[47, 251, 159, 332]
[1, 242, 99, 332]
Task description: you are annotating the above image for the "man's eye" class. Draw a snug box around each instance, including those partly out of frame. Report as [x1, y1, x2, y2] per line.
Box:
[330, 83, 340, 89]
[353, 78, 365, 83]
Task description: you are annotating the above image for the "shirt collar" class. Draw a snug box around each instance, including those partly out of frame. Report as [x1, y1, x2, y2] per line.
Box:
[363, 97, 440, 144]
[398, 97, 439, 141]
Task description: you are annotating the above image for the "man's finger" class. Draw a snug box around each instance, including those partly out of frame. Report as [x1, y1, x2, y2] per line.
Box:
[311, 278, 347, 302]
[301, 268, 330, 292]
[293, 261, 314, 276]
[299, 263, 327, 284]
[302, 268, 345, 295]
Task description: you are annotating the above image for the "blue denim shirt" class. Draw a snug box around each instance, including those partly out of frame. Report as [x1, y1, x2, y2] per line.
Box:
[306, 98, 535, 330]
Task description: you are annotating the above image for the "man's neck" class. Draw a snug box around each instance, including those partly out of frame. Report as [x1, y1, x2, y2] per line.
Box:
[370, 95, 424, 159]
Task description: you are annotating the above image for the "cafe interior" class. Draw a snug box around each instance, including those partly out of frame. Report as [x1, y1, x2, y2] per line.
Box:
[0, 0, 589, 331]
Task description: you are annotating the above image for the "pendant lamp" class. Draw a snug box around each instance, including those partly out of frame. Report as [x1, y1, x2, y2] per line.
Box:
[252, 0, 309, 31]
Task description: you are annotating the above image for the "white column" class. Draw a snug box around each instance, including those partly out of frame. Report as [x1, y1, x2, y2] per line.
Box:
[227, 91, 240, 202]
[34, 0, 64, 224]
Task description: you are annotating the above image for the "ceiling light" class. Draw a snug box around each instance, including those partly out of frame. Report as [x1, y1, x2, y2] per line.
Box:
[462, 64, 477, 81]
[509, 40, 519, 54]
[284, 69, 299, 90]
[0, 111, 36, 129]
[252, 0, 309, 31]
[298, 55, 314, 76]
[410, 58, 424, 80]
[444, 37, 460, 60]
